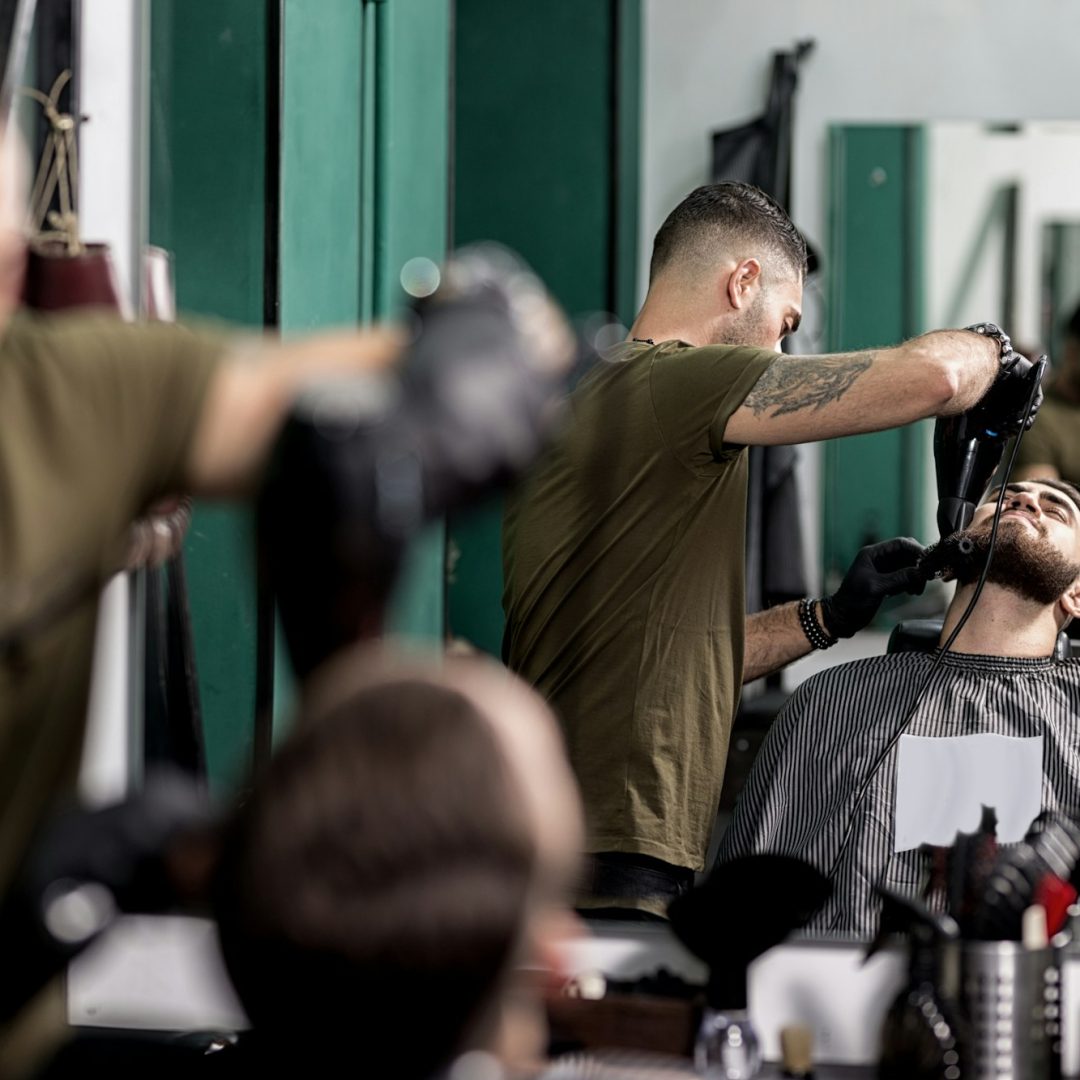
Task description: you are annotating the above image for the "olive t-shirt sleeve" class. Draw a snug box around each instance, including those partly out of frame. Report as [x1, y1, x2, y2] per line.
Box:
[647, 343, 777, 474]
[7, 312, 227, 516]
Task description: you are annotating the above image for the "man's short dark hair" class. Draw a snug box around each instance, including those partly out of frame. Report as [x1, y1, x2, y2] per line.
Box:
[649, 181, 808, 284]
[214, 678, 536, 1077]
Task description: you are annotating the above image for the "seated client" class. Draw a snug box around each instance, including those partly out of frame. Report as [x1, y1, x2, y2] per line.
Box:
[718, 479, 1080, 936]
[213, 651, 583, 1078]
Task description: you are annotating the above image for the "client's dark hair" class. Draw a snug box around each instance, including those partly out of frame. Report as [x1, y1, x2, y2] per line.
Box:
[649, 181, 807, 284]
[214, 678, 536, 1077]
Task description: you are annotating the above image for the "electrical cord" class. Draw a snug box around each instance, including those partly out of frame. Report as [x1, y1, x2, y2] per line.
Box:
[826, 359, 1047, 886]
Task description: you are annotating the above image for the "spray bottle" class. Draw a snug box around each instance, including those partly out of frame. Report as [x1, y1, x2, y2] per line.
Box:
[869, 887, 967, 1079]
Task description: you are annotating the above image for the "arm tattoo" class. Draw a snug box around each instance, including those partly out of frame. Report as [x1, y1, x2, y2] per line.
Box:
[742, 353, 874, 417]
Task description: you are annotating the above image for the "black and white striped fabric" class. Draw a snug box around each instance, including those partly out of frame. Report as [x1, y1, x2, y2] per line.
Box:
[716, 650, 1080, 937]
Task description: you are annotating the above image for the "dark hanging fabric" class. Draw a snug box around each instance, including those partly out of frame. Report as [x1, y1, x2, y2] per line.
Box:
[711, 41, 815, 624]
[143, 555, 207, 780]
[743, 443, 808, 614]
[139, 249, 207, 784]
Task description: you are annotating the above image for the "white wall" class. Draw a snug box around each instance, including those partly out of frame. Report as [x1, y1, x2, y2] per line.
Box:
[641, 0, 1080, 590]
[78, 0, 148, 806]
[926, 122, 1080, 344]
[78, 0, 146, 307]
[642, 0, 1080, 292]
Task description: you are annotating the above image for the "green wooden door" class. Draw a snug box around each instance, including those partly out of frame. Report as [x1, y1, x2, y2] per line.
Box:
[448, 0, 642, 657]
[372, 0, 452, 642]
[825, 125, 927, 589]
[149, 1, 268, 792]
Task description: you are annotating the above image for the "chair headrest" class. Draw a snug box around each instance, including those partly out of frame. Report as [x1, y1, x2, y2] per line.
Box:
[887, 619, 944, 654]
[888, 618, 1072, 661]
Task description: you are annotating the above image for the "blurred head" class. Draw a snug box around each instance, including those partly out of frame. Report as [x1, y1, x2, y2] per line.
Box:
[647, 182, 806, 351]
[214, 651, 582, 1078]
[0, 125, 27, 331]
[950, 480, 1080, 621]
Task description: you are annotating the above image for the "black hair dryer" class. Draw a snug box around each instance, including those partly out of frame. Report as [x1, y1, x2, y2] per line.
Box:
[933, 356, 1048, 539]
[933, 414, 1009, 539]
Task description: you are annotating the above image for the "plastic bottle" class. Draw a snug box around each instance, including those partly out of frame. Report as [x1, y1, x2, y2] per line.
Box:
[871, 887, 967, 1080]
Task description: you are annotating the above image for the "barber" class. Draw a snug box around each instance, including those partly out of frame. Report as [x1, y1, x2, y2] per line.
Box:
[502, 181, 1042, 918]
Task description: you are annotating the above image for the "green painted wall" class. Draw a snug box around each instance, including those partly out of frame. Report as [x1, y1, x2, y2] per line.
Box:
[454, 1, 613, 318]
[149, 1, 266, 792]
[825, 125, 926, 588]
[279, 0, 362, 335]
[448, 0, 641, 656]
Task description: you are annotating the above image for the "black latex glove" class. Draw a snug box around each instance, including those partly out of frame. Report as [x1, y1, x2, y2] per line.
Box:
[821, 536, 928, 640]
[969, 349, 1045, 437]
[0, 770, 213, 1024]
[260, 244, 585, 679]
[10, 769, 213, 916]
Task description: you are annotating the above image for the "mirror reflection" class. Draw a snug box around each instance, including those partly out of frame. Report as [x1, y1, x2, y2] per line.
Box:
[506, 118, 1080, 942]
[712, 122, 1080, 942]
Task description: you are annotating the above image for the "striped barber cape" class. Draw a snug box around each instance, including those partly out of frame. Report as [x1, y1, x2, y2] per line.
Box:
[716, 650, 1080, 937]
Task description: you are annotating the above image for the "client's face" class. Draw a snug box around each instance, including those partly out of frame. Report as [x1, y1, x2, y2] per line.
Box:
[952, 481, 1080, 604]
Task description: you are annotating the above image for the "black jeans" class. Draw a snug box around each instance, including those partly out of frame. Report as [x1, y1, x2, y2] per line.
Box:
[581, 851, 695, 920]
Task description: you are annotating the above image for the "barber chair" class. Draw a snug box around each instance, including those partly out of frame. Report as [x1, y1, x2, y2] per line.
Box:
[888, 619, 1075, 661]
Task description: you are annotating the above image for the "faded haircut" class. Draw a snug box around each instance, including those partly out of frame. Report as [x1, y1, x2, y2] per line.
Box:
[649, 181, 808, 285]
[214, 677, 536, 1077]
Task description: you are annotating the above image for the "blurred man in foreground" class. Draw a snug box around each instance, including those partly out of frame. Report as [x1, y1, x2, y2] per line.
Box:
[0, 115, 575, 912]
[213, 651, 583, 1078]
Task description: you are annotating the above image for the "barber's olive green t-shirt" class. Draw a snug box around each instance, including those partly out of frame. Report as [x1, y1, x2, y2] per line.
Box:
[1015, 389, 1080, 484]
[0, 311, 224, 894]
[502, 339, 776, 874]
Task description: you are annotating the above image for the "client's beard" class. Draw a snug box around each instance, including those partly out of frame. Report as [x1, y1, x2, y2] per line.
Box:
[941, 517, 1080, 605]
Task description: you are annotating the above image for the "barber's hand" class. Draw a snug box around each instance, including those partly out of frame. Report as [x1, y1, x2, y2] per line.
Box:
[12, 769, 213, 918]
[0, 770, 215, 1025]
[972, 350, 1044, 436]
[963, 322, 1044, 436]
[403, 243, 580, 508]
[820, 536, 928, 640]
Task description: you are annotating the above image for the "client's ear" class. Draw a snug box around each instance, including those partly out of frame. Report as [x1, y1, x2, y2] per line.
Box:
[1059, 579, 1080, 625]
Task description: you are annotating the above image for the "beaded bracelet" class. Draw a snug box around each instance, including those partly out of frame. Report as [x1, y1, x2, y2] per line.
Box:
[798, 597, 837, 651]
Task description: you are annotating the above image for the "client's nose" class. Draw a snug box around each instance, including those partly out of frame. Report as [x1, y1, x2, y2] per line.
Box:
[1008, 488, 1040, 515]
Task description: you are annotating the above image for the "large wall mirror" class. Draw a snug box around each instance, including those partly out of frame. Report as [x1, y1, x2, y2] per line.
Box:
[824, 120, 1080, 597]
[770, 118, 1080, 942]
